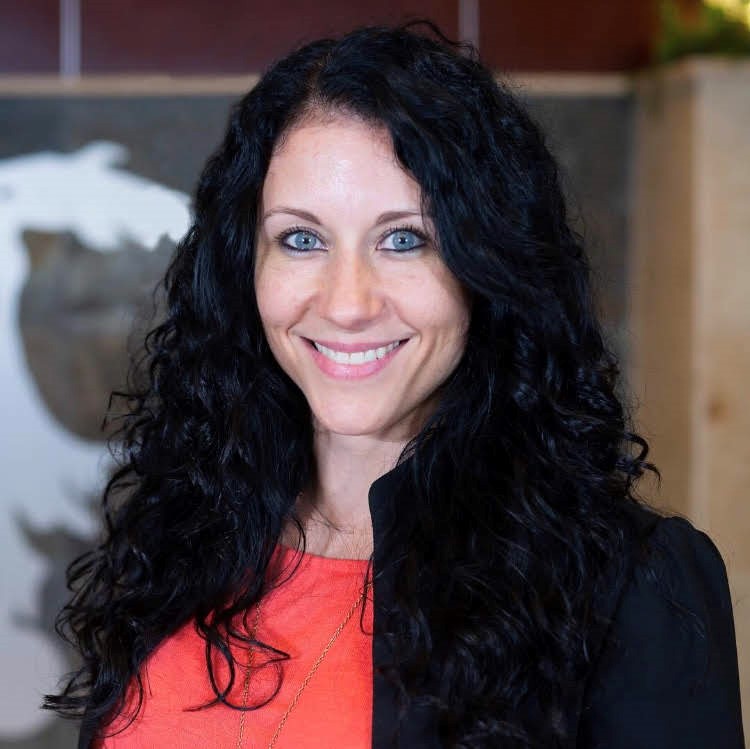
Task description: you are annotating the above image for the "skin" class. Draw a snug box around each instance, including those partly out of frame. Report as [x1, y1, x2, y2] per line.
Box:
[254, 112, 470, 559]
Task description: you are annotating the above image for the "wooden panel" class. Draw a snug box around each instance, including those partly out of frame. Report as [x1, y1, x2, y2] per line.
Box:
[480, 0, 657, 72]
[0, 0, 58, 73]
[0, 0, 707, 76]
[630, 58, 750, 734]
[81, 0, 457, 73]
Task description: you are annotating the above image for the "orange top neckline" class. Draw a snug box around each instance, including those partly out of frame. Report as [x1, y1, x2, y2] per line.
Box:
[274, 540, 371, 566]
[97, 544, 373, 748]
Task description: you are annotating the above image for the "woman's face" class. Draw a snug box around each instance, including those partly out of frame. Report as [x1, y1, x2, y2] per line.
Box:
[254, 113, 470, 443]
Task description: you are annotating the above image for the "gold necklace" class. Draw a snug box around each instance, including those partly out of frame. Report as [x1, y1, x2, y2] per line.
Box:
[235, 579, 372, 749]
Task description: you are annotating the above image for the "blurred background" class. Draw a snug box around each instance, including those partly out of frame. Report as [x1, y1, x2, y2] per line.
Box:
[0, 1, 748, 746]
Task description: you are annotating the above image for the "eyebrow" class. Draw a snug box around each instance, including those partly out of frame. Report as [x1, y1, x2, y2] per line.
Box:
[261, 207, 423, 226]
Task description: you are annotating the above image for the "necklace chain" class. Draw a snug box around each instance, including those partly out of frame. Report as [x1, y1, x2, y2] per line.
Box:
[235, 579, 372, 749]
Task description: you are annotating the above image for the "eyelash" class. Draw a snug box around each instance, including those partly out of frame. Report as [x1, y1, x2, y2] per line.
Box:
[274, 224, 429, 254]
[381, 224, 429, 251]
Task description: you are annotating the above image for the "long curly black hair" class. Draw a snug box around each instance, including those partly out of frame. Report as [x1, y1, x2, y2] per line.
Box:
[46, 21, 660, 748]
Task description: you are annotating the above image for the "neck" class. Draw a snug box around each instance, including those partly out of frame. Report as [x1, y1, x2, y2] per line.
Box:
[282, 430, 406, 560]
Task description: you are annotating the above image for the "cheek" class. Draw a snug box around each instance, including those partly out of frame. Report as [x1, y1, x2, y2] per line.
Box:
[412, 276, 470, 345]
[441, 305, 470, 368]
[254, 285, 296, 377]
[254, 251, 319, 331]
[254, 279, 278, 337]
[255, 262, 297, 332]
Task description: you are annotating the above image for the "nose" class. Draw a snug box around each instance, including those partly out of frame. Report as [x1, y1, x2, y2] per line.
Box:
[317, 249, 384, 330]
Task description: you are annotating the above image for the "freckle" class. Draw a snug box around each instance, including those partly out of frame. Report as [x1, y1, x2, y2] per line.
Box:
[706, 395, 728, 423]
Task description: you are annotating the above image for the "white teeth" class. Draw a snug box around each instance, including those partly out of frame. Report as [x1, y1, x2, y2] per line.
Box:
[313, 340, 402, 365]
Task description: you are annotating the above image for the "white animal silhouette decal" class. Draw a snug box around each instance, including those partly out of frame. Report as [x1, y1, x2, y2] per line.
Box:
[0, 142, 191, 737]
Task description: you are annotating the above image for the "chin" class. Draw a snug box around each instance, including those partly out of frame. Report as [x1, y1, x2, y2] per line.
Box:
[310, 399, 428, 442]
[314, 415, 391, 438]
[309, 401, 393, 438]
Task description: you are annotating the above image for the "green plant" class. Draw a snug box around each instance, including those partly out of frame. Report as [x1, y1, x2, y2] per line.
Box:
[656, 0, 750, 62]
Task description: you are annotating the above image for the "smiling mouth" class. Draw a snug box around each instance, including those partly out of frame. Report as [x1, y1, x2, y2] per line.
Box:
[306, 339, 407, 365]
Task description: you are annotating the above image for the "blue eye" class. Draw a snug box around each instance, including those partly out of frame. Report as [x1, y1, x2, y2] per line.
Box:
[280, 229, 322, 252]
[381, 227, 427, 252]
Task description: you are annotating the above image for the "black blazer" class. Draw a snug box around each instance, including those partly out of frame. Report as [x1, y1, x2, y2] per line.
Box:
[79, 463, 745, 748]
[368, 463, 745, 748]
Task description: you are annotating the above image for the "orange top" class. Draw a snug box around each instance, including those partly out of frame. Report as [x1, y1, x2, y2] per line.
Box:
[97, 546, 373, 748]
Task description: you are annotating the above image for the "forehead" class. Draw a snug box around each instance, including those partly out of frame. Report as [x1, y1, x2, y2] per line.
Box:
[260, 113, 423, 213]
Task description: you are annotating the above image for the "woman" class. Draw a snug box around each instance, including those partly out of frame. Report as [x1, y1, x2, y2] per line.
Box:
[47, 22, 744, 749]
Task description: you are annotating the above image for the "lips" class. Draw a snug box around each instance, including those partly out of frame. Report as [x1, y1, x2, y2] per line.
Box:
[312, 340, 402, 365]
[304, 337, 409, 379]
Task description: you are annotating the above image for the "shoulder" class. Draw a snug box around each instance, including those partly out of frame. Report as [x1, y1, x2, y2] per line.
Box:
[618, 503, 735, 629]
[579, 504, 745, 748]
